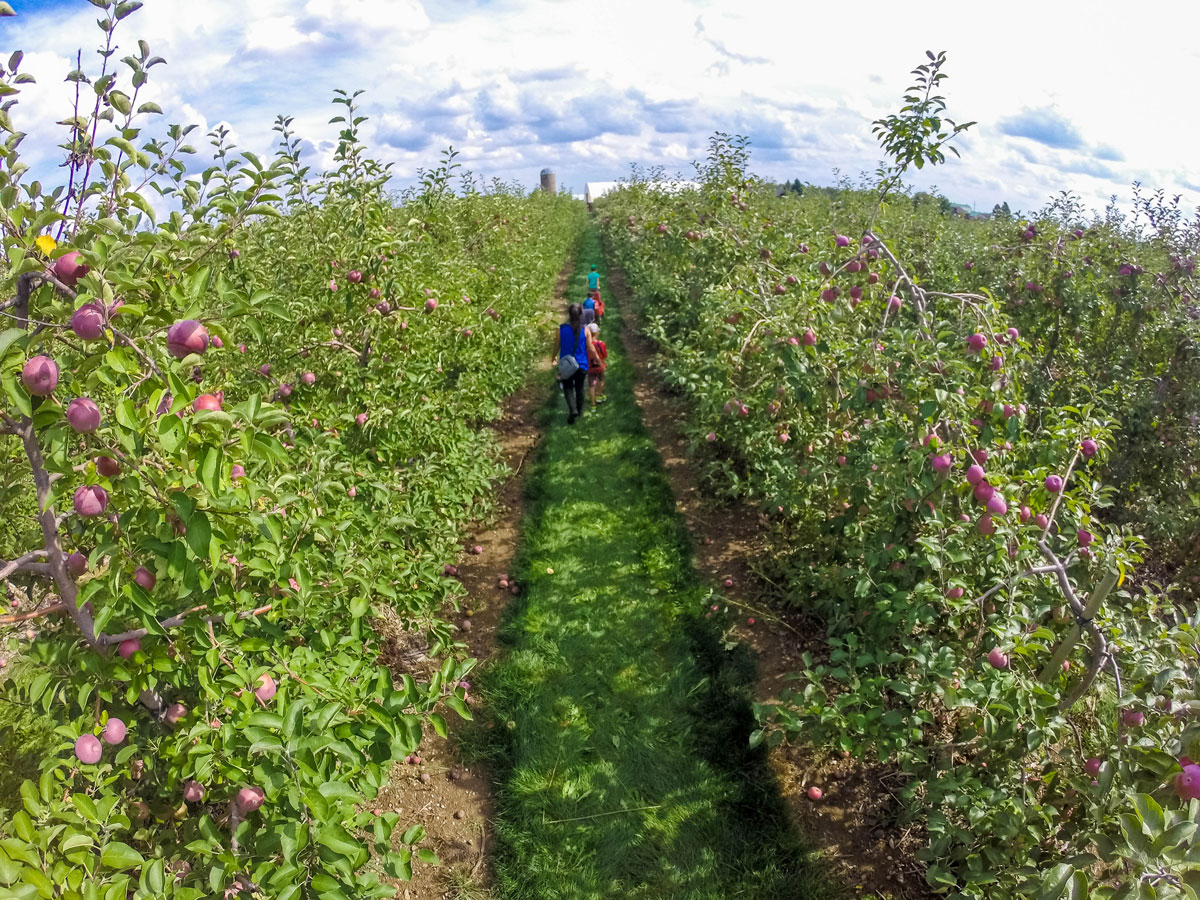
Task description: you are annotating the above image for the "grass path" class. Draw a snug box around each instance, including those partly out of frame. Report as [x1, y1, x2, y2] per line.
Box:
[477, 228, 835, 900]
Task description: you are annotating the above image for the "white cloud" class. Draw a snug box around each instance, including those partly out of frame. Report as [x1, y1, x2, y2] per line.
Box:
[243, 16, 323, 53]
[4, 0, 1199, 218]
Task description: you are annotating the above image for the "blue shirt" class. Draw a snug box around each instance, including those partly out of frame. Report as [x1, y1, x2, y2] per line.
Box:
[587, 272, 599, 290]
[559, 323, 588, 372]
[583, 297, 595, 309]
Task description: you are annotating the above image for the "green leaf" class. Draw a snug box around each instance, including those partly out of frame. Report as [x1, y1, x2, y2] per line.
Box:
[0, 4, 16, 17]
[444, 695, 472, 721]
[0, 328, 25, 365]
[3, 372, 32, 417]
[185, 509, 211, 559]
[198, 446, 223, 497]
[316, 824, 364, 859]
[100, 841, 144, 869]
[1036, 863, 1073, 900]
[108, 91, 132, 116]
[1133, 793, 1165, 835]
[71, 793, 100, 823]
[61, 833, 94, 853]
[114, 1, 143, 20]
[156, 413, 185, 453]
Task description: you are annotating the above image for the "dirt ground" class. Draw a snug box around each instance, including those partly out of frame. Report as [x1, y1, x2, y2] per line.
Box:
[610, 265, 932, 900]
[371, 263, 567, 900]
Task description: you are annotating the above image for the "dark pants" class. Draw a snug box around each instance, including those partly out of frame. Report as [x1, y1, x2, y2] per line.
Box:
[561, 369, 586, 420]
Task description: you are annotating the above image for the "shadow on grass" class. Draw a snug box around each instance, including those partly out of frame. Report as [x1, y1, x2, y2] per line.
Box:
[465, 229, 837, 900]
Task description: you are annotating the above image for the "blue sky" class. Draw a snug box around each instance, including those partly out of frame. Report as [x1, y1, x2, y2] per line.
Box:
[4, 0, 1200, 216]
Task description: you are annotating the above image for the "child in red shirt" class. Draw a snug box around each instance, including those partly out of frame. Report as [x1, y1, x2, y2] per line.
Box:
[586, 323, 607, 406]
[592, 289, 605, 320]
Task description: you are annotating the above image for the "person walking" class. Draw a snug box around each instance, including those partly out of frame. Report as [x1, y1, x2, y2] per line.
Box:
[586, 322, 607, 407]
[587, 264, 600, 293]
[553, 302, 592, 424]
[582, 292, 596, 328]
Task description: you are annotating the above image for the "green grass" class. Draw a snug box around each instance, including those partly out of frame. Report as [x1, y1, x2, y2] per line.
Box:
[476, 227, 837, 900]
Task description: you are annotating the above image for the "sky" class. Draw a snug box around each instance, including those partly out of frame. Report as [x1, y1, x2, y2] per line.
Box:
[4, 0, 1200, 217]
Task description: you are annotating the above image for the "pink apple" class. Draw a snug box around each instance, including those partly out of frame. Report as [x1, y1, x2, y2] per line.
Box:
[75, 734, 102, 764]
[235, 786, 265, 813]
[254, 673, 277, 703]
[66, 398, 101, 433]
[102, 717, 126, 745]
[67, 552, 88, 578]
[1176, 765, 1200, 801]
[73, 485, 108, 517]
[193, 393, 222, 412]
[22, 355, 59, 396]
[1045, 475, 1064, 493]
[53, 250, 91, 287]
[71, 303, 107, 340]
[166, 320, 209, 360]
[987, 647, 1009, 669]
[182, 781, 205, 803]
[118, 637, 141, 659]
[133, 566, 156, 591]
[1081, 439, 1098, 457]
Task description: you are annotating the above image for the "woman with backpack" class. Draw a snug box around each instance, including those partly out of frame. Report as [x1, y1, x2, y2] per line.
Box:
[552, 302, 593, 425]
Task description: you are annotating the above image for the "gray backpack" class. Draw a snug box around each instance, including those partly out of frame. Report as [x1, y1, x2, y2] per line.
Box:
[557, 326, 582, 378]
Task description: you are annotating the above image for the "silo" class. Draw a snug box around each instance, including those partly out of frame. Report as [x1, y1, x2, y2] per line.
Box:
[540, 168, 556, 194]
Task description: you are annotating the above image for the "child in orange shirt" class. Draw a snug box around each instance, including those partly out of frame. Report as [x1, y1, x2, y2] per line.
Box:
[586, 322, 607, 406]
